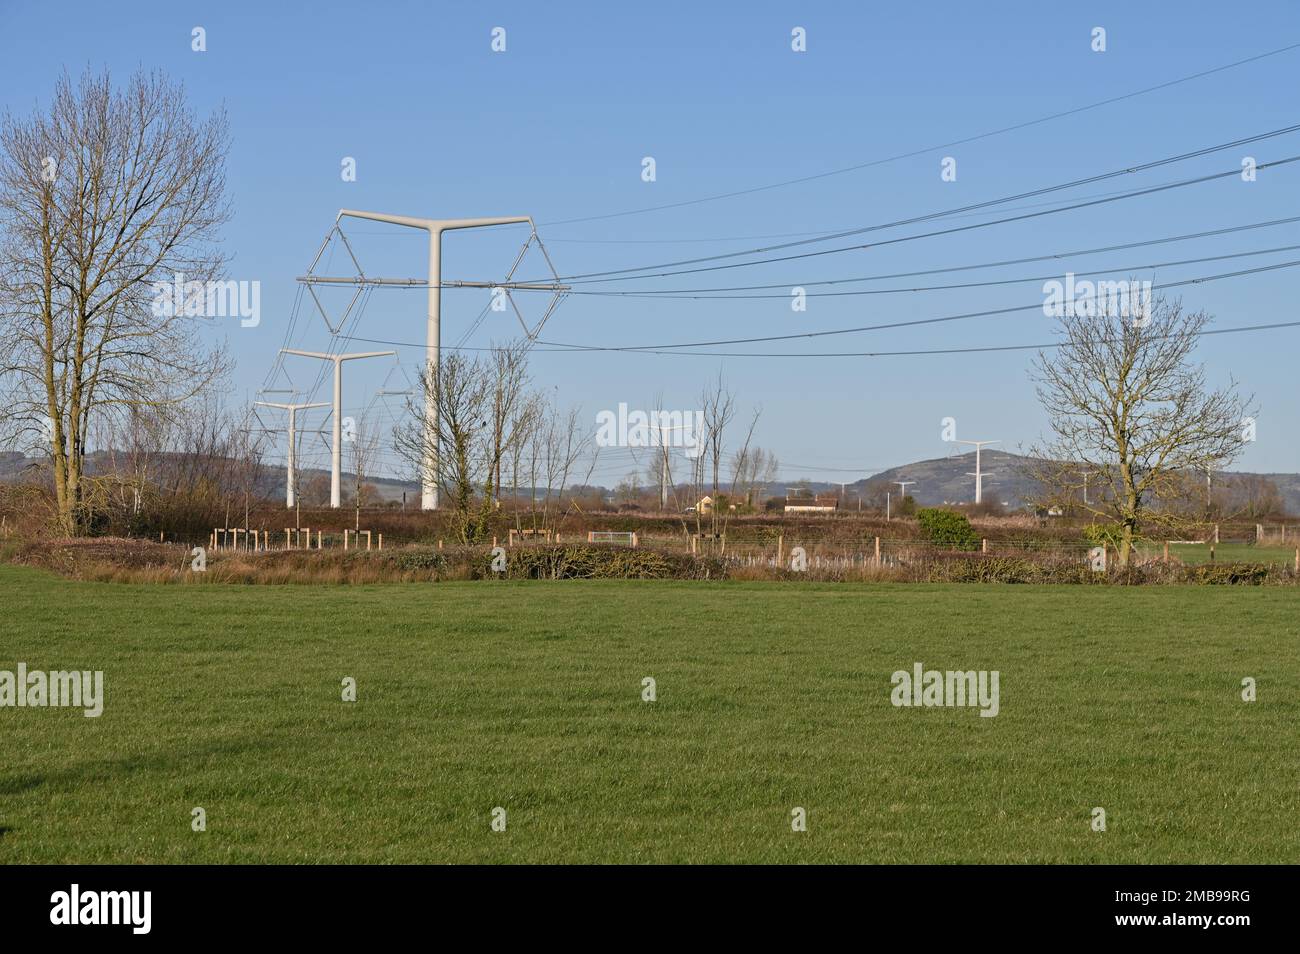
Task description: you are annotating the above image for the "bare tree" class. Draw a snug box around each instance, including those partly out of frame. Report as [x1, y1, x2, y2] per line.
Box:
[1028, 294, 1253, 565]
[700, 372, 735, 502]
[487, 342, 532, 508]
[522, 396, 595, 533]
[506, 391, 542, 518]
[712, 402, 759, 538]
[727, 410, 770, 509]
[0, 68, 231, 534]
[394, 343, 536, 543]
[614, 471, 641, 507]
[861, 479, 891, 514]
[396, 351, 491, 544]
[99, 405, 170, 529]
[1217, 472, 1285, 520]
[348, 413, 382, 530]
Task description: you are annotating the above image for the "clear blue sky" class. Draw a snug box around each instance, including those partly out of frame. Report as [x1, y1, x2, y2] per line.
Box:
[4, 0, 1299, 487]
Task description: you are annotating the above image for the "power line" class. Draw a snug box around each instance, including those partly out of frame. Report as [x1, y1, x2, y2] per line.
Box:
[542, 127, 1300, 282]
[537, 319, 1300, 359]
[354, 180, 1259, 251]
[557, 215, 1300, 295]
[544, 154, 1300, 288]
[365, 213, 1300, 298]
[541, 258, 1300, 352]
[558, 242, 1300, 301]
[339, 315, 1300, 361]
[536, 40, 1300, 227]
[537, 180, 1226, 245]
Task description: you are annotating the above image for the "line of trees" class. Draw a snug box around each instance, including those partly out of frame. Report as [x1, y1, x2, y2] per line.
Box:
[393, 342, 597, 544]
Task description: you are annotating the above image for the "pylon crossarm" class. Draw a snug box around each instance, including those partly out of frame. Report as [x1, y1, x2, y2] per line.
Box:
[296, 275, 568, 291]
[533, 231, 562, 287]
[499, 228, 567, 339]
[305, 280, 364, 334]
[305, 225, 339, 276]
[516, 290, 566, 339]
[503, 231, 535, 281]
[335, 227, 365, 281]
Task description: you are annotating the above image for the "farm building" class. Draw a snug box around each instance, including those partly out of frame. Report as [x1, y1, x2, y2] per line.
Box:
[784, 493, 839, 513]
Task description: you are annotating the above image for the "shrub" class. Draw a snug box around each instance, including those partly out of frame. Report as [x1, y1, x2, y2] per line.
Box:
[502, 544, 726, 580]
[384, 549, 448, 572]
[916, 508, 979, 551]
[5, 537, 1295, 587]
[1082, 523, 1126, 550]
[1182, 562, 1271, 585]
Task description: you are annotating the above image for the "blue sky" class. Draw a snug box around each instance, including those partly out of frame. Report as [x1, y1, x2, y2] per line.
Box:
[4, 0, 1299, 487]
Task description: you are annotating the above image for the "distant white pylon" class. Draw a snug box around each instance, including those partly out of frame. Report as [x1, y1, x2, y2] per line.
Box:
[955, 439, 999, 504]
[279, 348, 395, 508]
[254, 400, 329, 508]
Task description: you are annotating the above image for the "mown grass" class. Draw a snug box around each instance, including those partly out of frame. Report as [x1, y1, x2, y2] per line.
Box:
[1134, 541, 1297, 566]
[1, 563, 1296, 864]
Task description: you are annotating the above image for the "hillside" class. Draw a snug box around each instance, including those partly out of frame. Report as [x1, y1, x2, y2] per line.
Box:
[4, 448, 1297, 514]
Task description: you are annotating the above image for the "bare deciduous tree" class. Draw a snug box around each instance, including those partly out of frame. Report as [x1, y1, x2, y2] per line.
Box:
[394, 343, 535, 543]
[396, 351, 491, 544]
[0, 68, 231, 534]
[1216, 472, 1285, 521]
[522, 396, 595, 533]
[487, 342, 532, 508]
[700, 372, 735, 502]
[729, 426, 775, 510]
[348, 414, 382, 530]
[1028, 294, 1254, 565]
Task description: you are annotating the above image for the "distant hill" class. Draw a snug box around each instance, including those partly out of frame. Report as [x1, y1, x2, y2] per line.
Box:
[857, 449, 1039, 507]
[4, 448, 1298, 514]
[769, 450, 1035, 507]
[777, 449, 1300, 514]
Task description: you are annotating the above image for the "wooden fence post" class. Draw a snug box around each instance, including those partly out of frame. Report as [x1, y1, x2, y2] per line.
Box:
[874, 536, 881, 565]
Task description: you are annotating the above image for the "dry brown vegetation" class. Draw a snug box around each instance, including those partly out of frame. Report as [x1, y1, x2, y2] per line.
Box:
[6, 535, 1295, 587]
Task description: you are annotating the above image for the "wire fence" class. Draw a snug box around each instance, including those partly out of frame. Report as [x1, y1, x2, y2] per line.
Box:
[627, 532, 1300, 569]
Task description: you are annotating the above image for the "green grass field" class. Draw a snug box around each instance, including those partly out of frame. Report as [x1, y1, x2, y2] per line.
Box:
[1, 563, 1297, 864]
[1135, 541, 1297, 565]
